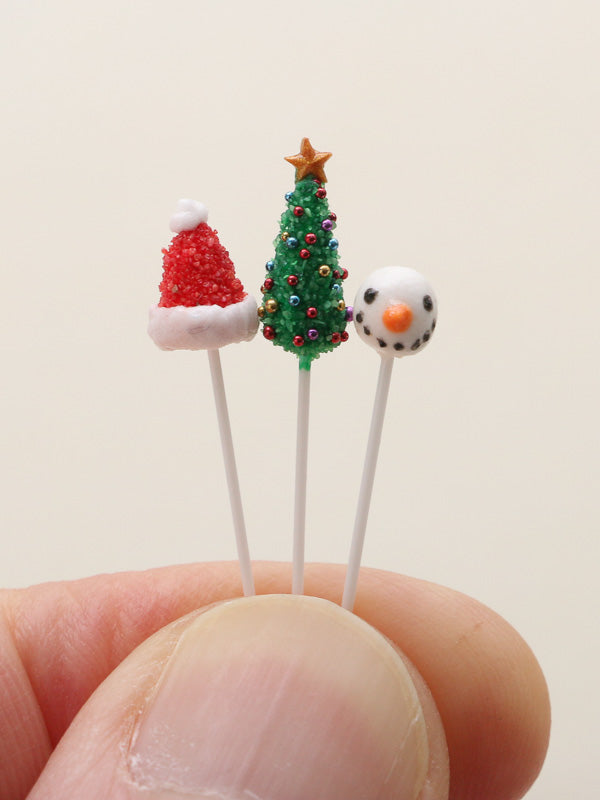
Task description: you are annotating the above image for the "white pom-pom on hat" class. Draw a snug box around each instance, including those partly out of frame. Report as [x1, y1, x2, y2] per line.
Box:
[169, 198, 209, 233]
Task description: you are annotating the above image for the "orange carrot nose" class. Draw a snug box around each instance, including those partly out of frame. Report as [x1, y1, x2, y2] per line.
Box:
[382, 303, 413, 333]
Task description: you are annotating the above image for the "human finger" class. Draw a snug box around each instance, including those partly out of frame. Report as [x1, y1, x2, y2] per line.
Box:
[1, 561, 549, 799]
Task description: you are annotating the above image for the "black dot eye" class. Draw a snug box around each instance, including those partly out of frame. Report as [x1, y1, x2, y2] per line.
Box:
[364, 288, 378, 304]
[423, 295, 433, 312]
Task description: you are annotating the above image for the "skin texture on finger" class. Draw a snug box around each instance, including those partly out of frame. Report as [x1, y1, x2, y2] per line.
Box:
[27, 596, 448, 800]
[0, 613, 51, 799]
[0, 562, 550, 800]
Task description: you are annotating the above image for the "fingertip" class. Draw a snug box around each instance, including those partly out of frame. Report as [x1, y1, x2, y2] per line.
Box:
[29, 596, 449, 800]
[342, 568, 551, 800]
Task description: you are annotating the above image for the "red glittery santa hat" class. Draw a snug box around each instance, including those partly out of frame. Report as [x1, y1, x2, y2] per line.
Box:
[148, 200, 258, 351]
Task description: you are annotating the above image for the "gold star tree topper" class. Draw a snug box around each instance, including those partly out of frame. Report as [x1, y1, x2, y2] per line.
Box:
[285, 137, 332, 183]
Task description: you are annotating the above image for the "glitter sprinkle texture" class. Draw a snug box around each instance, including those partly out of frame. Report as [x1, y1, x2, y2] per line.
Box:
[158, 224, 245, 308]
[259, 139, 350, 368]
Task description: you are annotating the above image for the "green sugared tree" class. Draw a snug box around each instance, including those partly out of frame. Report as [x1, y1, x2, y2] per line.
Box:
[259, 138, 349, 370]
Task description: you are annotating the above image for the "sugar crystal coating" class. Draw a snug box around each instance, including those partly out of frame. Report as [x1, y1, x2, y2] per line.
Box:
[159, 224, 245, 308]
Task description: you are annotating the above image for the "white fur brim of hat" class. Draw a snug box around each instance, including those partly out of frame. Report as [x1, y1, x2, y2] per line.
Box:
[148, 294, 259, 351]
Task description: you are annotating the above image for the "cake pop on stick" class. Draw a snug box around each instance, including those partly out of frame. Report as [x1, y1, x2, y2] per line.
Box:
[342, 266, 437, 611]
[259, 139, 350, 594]
[148, 199, 258, 596]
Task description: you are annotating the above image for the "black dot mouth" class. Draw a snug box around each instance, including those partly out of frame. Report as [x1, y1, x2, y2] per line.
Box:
[363, 325, 371, 336]
[393, 342, 404, 351]
[364, 288, 378, 304]
[377, 338, 387, 348]
[411, 339, 421, 350]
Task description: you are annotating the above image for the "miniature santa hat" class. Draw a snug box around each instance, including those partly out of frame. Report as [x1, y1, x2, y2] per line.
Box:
[148, 199, 258, 351]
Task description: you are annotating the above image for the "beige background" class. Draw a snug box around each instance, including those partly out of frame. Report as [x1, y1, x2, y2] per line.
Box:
[1, 1, 598, 796]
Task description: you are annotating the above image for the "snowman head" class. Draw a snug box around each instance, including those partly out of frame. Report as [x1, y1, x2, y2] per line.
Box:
[353, 266, 437, 357]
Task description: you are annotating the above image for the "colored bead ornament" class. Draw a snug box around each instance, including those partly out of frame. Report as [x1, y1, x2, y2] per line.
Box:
[285, 191, 294, 201]
[318, 265, 331, 277]
[341, 267, 348, 280]
[264, 277, 274, 290]
[294, 206, 304, 217]
[305, 233, 317, 245]
[307, 329, 319, 340]
[328, 238, 339, 250]
[316, 187, 327, 198]
[281, 232, 289, 241]
[306, 307, 317, 318]
[345, 305, 353, 321]
[332, 284, 341, 292]
[341, 330, 349, 342]
[293, 335, 305, 347]
[287, 237, 298, 248]
[321, 219, 333, 231]
[265, 299, 278, 313]
[337, 299, 346, 311]
[331, 332, 341, 343]
[257, 305, 266, 318]
[266, 260, 275, 271]
[300, 249, 310, 259]
[289, 295, 300, 306]
[263, 326, 276, 340]
[333, 270, 340, 279]
[287, 275, 299, 286]
[329, 212, 337, 221]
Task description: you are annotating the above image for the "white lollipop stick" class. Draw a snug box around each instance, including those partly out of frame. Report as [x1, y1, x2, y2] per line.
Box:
[207, 348, 255, 596]
[342, 357, 393, 610]
[292, 366, 311, 594]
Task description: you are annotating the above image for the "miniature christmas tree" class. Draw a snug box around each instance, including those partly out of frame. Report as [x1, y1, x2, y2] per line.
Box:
[258, 139, 352, 595]
[259, 138, 350, 370]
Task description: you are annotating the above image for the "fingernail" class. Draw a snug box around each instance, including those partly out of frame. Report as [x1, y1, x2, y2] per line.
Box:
[128, 595, 429, 800]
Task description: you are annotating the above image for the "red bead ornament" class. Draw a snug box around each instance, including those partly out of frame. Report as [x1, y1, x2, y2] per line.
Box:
[287, 275, 298, 286]
[293, 335, 305, 347]
[264, 277, 274, 290]
[313, 179, 321, 185]
[341, 331, 349, 342]
[341, 268, 348, 280]
[305, 233, 317, 245]
[316, 188, 327, 198]
[333, 270, 340, 279]
[331, 332, 341, 343]
[329, 212, 337, 221]
[293, 206, 304, 217]
[263, 326, 276, 340]
[300, 249, 311, 259]
[306, 307, 317, 318]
